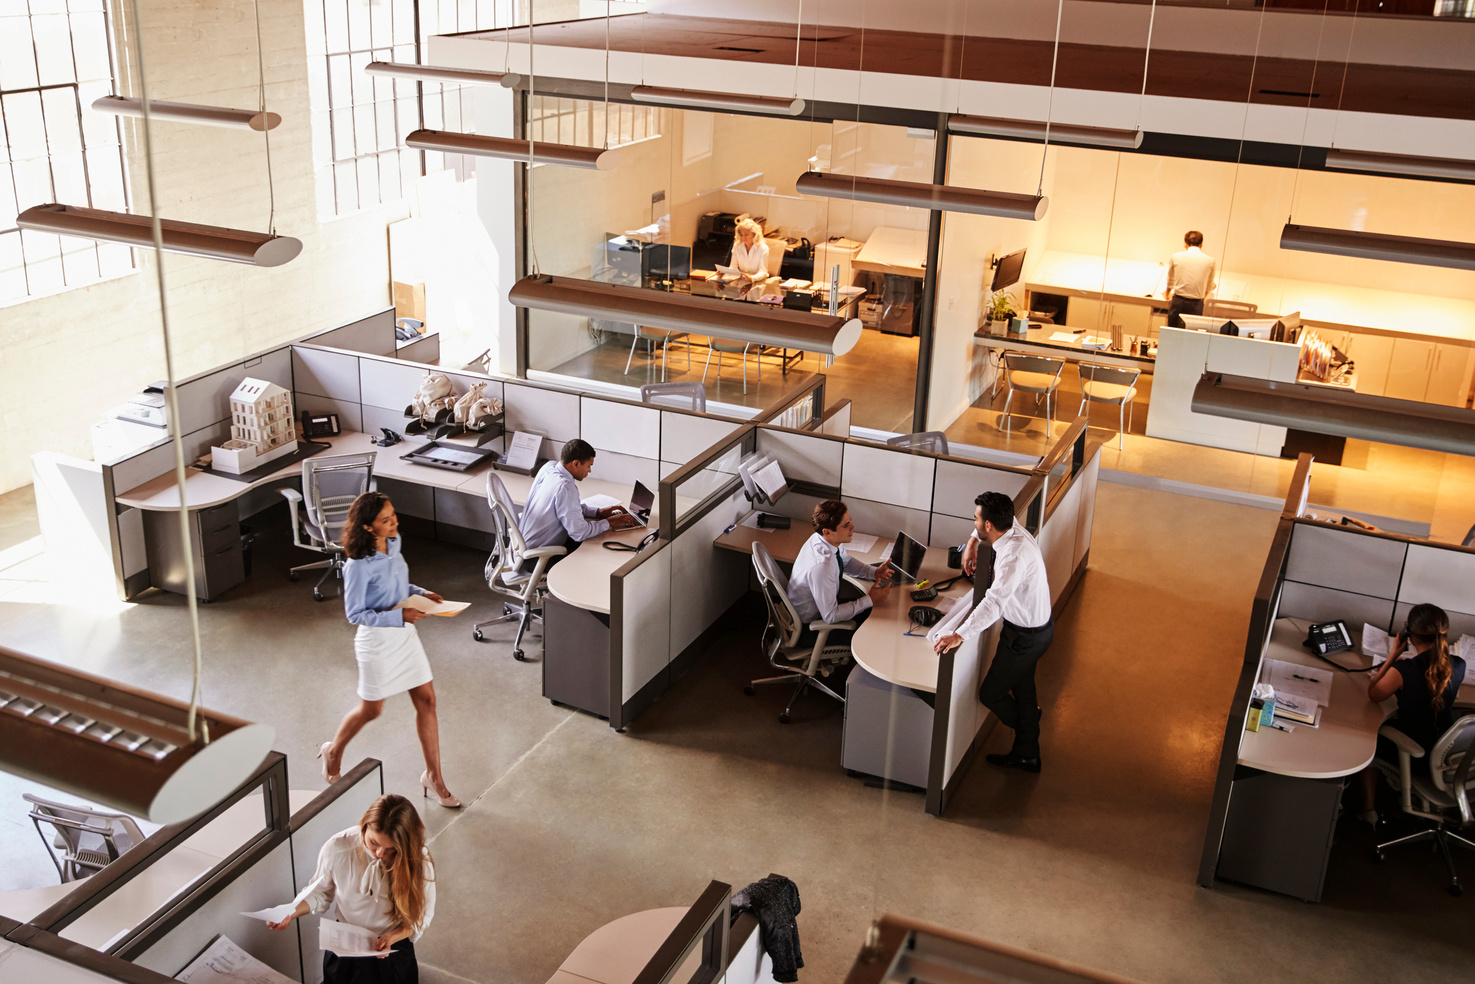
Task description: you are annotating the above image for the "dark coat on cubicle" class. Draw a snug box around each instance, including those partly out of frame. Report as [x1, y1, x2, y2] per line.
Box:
[732, 874, 803, 982]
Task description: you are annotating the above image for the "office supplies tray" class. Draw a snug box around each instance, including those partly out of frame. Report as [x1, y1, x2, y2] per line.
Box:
[401, 440, 499, 472]
[199, 441, 332, 483]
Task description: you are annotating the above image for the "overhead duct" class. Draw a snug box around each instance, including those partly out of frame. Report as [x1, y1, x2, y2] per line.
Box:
[365, 62, 521, 87]
[1280, 223, 1475, 272]
[631, 86, 805, 116]
[1322, 149, 1475, 183]
[17, 203, 302, 267]
[948, 115, 1143, 150]
[93, 95, 281, 131]
[795, 171, 1047, 221]
[405, 130, 614, 170]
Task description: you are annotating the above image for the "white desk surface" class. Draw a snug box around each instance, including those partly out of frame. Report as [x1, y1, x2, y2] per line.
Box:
[852, 227, 929, 279]
[546, 511, 661, 616]
[714, 515, 972, 693]
[553, 906, 698, 984]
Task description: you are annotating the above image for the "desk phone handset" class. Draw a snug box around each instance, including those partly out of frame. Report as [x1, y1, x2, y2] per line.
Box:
[1305, 620, 1353, 656]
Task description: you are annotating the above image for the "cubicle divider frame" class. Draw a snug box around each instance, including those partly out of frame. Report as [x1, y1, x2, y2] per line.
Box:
[630, 880, 731, 984]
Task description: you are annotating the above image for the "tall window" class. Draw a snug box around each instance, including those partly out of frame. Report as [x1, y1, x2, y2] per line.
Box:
[1, 0, 130, 307]
[304, 1, 504, 219]
[527, 97, 665, 153]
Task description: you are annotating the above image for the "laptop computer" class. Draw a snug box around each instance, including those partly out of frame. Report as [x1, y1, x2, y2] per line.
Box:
[623, 481, 655, 528]
[887, 531, 928, 584]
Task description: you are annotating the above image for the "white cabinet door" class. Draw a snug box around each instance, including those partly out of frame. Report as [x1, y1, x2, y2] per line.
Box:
[1427, 343, 1474, 407]
[1066, 297, 1105, 332]
[1108, 300, 1153, 336]
[1343, 332, 1394, 397]
[1383, 338, 1434, 402]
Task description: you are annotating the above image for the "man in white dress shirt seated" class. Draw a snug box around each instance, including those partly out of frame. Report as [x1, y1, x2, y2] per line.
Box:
[518, 439, 640, 570]
[787, 499, 893, 645]
[933, 491, 1053, 773]
[1164, 229, 1217, 328]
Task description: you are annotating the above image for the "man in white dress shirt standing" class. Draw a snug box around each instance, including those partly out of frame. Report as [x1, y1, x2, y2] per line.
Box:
[933, 491, 1053, 773]
[519, 439, 639, 568]
[787, 499, 893, 644]
[1164, 230, 1217, 328]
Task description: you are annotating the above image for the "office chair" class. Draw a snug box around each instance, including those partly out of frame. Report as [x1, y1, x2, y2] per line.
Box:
[744, 542, 853, 724]
[640, 381, 707, 413]
[886, 431, 950, 456]
[1203, 299, 1258, 320]
[474, 472, 566, 661]
[625, 325, 691, 381]
[1076, 363, 1142, 450]
[1372, 714, 1475, 896]
[24, 793, 146, 883]
[703, 338, 760, 394]
[280, 451, 377, 601]
[1000, 353, 1065, 433]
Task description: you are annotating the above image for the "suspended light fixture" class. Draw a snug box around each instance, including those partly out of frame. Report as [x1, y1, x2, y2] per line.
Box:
[795, 171, 1047, 221]
[94, 95, 281, 131]
[1280, 223, 1475, 272]
[1, 646, 275, 824]
[630, 86, 805, 116]
[947, 115, 1142, 149]
[1191, 372, 1475, 456]
[1323, 148, 1475, 182]
[365, 62, 521, 88]
[510, 275, 863, 355]
[17, 203, 302, 267]
[405, 130, 614, 169]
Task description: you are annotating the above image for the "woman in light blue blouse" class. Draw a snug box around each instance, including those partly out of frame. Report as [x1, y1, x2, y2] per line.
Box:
[318, 492, 461, 809]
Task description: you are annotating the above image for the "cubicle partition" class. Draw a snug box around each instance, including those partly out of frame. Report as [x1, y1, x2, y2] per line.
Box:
[298, 308, 398, 357]
[1198, 455, 1475, 897]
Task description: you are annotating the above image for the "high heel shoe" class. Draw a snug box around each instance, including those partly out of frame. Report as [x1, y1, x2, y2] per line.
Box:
[318, 742, 340, 784]
[420, 770, 461, 809]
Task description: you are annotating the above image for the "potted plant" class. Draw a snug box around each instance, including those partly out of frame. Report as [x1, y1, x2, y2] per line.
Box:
[984, 290, 1017, 331]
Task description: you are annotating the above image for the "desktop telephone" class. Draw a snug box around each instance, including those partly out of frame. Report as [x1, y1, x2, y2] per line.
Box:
[302, 411, 341, 439]
[911, 586, 939, 602]
[1305, 620, 1353, 656]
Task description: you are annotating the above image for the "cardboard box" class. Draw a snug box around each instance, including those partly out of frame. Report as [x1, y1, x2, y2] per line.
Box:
[393, 281, 426, 326]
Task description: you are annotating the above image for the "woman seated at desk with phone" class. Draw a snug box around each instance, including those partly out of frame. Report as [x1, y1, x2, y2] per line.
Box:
[1356, 603, 1467, 826]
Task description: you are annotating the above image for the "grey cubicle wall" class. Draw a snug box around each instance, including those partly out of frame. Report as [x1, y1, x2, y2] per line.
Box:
[298, 308, 397, 356]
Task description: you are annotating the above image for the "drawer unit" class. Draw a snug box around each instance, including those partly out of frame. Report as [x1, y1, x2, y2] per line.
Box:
[144, 502, 245, 601]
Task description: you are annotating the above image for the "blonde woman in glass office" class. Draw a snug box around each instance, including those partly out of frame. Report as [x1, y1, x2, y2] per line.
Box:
[266, 793, 434, 984]
[729, 218, 770, 280]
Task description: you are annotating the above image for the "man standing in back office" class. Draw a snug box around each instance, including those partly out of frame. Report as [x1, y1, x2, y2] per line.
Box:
[519, 439, 639, 568]
[933, 492, 1053, 773]
[1164, 230, 1217, 328]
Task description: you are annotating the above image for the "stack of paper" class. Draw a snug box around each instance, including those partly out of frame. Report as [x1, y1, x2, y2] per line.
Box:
[319, 918, 383, 958]
[1362, 623, 1391, 664]
[1273, 691, 1320, 725]
[396, 596, 470, 617]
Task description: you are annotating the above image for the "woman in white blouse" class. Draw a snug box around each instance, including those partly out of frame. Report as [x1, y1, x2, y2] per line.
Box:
[729, 218, 769, 279]
[267, 794, 434, 984]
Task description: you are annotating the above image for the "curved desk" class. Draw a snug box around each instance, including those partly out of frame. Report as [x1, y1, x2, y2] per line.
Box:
[546, 906, 698, 984]
[547, 518, 661, 617]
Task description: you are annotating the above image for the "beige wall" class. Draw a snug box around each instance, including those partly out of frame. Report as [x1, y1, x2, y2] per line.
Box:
[0, 0, 406, 494]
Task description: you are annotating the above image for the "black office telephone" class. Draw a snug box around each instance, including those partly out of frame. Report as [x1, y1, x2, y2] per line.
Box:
[301, 411, 341, 439]
[1305, 620, 1353, 656]
[911, 586, 938, 602]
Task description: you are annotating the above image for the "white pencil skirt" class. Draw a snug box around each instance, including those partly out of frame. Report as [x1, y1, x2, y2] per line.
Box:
[354, 624, 433, 701]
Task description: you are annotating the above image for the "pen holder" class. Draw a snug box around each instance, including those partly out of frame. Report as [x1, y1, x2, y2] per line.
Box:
[947, 546, 963, 570]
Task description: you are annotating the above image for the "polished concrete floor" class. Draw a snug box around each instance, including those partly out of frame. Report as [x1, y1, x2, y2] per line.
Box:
[544, 327, 921, 433]
[2, 482, 1473, 983]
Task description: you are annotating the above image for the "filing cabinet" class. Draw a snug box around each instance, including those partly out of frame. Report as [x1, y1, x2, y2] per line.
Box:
[144, 501, 245, 601]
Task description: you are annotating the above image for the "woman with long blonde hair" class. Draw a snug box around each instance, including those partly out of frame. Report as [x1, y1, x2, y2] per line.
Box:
[728, 217, 769, 280]
[267, 794, 435, 982]
[1356, 603, 1467, 825]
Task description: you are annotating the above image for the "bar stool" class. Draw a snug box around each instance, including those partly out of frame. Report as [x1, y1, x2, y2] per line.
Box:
[1076, 363, 1141, 449]
[1000, 353, 1064, 432]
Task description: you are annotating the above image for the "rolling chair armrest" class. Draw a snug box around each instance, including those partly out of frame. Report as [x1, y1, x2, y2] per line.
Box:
[280, 488, 307, 548]
[1379, 723, 1424, 814]
[804, 620, 857, 674]
[808, 620, 857, 632]
[522, 545, 568, 559]
[1378, 724, 1425, 758]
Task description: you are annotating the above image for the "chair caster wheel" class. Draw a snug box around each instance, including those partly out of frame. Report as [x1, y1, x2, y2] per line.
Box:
[289, 572, 299, 581]
[1371, 851, 1385, 864]
[473, 628, 484, 642]
[513, 650, 526, 662]
[743, 685, 755, 696]
[778, 712, 792, 724]
[1450, 883, 1464, 898]
[313, 589, 325, 602]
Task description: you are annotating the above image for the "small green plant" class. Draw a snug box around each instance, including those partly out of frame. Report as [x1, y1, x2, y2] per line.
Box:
[987, 290, 1017, 323]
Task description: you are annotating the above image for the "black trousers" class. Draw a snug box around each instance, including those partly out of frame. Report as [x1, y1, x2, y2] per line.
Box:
[520, 533, 582, 574]
[1166, 295, 1203, 328]
[797, 606, 872, 649]
[977, 618, 1054, 759]
[324, 939, 417, 984]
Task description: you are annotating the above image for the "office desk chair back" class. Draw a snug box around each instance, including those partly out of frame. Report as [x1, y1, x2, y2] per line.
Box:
[1077, 363, 1142, 449]
[625, 325, 692, 381]
[24, 793, 146, 882]
[745, 542, 854, 724]
[640, 381, 706, 413]
[1373, 714, 1475, 895]
[1001, 353, 1065, 432]
[280, 451, 377, 601]
[474, 472, 566, 661]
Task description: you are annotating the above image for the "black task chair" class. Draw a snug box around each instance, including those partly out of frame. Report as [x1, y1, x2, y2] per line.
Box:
[745, 542, 853, 724]
[1372, 714, 1475, 896]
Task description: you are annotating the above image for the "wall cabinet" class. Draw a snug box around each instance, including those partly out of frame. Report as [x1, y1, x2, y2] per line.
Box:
[1378, 338, 1474, 406]
[1340, 332, 1394, 397]
[1383, 338, 1435, 402]
[1428, 344, 1475, 407]
[1062, 297, 1156, 337]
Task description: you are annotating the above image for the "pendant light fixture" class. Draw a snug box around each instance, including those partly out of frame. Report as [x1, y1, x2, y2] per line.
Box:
[405, 130, 614, 169]
[365, 62, 521, 88]
[1322, 148, 1475, 182]
[795, 171, 1047, 220]
[1280, 223, 1475, 272]
[510, 275, 863, 356]
[947, 115, 1142, 150]
[1, 646, 275, 824]
[1191, 372, 1475, 456]
[630, 87, 805, 116]
[94, 95, 281, 131]
[17, 203, 303, 266]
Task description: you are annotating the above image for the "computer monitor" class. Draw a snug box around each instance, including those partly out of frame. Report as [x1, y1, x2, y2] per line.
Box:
[647, 244, 691, 281]
[888, 531, 928, 583]
[991, 248, 1026, 291]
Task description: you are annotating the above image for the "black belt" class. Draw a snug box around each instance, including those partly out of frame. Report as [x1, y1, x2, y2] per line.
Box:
[1003, 618, 1052, 634]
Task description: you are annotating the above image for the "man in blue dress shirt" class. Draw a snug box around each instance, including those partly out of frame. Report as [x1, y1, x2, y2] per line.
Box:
[519, 439, 639, 566]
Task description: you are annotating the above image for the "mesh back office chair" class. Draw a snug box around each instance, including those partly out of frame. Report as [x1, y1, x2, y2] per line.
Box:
[625, 325, 692, 381]
[1372, 714, 1475, 896]
[1076, 364, 1142, 450]
[1203, 300, 1258, 320]
[24, 793, 146, 883]
[704, 338, 760, 394]
[641, 382, 707, 413]
[281, 452, 377, 601]
[473, 472, 566, 661]
[1000, 353, 1065, 433]
[744, 542, 854, 724]
[886, 432, 950, 456]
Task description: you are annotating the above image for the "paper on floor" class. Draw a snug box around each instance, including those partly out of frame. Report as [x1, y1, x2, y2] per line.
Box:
[177, 934, 297, 984]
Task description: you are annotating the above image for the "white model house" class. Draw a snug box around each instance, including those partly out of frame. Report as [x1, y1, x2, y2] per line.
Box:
[211, 378, 297, 474]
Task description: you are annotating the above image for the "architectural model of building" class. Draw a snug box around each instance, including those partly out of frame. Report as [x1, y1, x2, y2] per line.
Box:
[211, 378, 297, 474]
